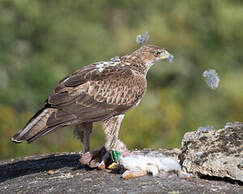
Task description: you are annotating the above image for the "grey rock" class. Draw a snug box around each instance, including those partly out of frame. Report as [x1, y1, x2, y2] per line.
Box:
[1, 123, 243, 193]
[224, 121, 243, 130]
[179, 122, 243, 182]
[197, 126, 214, 132]
[1, 150, 242, 193]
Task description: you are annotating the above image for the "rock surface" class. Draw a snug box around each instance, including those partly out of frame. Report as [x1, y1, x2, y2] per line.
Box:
[1, 123, 242, 193]
[0, 150, 242, 194]
[179, 122, 243, 182]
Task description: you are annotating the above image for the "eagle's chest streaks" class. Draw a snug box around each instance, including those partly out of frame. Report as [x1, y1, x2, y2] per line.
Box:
[87, 71, 146, 106]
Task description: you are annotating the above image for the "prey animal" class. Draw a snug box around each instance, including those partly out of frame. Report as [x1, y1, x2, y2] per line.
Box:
[12, 45, 173, 169]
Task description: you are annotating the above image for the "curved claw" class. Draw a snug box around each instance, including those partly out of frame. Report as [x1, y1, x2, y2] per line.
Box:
[79, 152, 93, 165]
[79, 146, 112, 169]
[98, 151, 110, 170]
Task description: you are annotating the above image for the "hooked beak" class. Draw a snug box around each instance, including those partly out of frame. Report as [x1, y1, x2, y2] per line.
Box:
[159, 50, 174, 63]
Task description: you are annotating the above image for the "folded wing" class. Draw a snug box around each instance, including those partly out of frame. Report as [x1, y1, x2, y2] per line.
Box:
[12, 63, 146, 143]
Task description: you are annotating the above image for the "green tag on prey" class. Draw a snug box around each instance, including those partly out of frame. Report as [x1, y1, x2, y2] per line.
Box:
[110, 150, 121, 163]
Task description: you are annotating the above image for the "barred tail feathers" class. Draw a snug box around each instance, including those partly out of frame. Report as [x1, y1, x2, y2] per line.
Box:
[11, 108, 57, 143]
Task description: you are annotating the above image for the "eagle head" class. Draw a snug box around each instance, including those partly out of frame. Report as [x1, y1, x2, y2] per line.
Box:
[131, 45, 174, 73]
[136, 45, 173, 63]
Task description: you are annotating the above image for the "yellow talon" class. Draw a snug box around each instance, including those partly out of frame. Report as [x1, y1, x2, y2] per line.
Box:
[108, 162, 118, 169]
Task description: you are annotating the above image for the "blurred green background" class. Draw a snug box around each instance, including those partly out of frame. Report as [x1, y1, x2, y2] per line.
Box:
[0, 0, 243, 160]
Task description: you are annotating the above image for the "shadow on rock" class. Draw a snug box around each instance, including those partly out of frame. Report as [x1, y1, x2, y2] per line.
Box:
[0, 153, 85, 183]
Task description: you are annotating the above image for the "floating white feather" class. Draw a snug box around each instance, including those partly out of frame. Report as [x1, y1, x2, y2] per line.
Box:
[203, 69, 220, 90]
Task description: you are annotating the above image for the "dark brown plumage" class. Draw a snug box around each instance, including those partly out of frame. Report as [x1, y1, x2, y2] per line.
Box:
[12, 45, 173, 161]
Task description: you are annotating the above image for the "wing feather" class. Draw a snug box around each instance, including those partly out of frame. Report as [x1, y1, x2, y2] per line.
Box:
[12, 62, 146, 143]
[48, 63, 146, 125]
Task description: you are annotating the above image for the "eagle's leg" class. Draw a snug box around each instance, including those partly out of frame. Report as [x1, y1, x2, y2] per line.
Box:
[73, 122, 93, 153]
[79, 114, 128, 169]
[103, 114, 124, 151]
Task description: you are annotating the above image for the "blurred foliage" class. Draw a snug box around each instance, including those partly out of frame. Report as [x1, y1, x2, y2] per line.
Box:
[0, 0, 243, 159]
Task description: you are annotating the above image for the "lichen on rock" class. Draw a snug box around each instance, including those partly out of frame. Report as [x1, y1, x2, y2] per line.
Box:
[179, 122, 243, 182]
